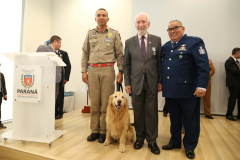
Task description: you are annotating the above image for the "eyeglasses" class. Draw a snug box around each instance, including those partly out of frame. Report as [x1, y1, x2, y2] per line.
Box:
[167, 26, 183, 32]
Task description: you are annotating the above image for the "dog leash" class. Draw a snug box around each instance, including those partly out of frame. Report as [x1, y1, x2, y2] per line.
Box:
[116, 82, 123, 92]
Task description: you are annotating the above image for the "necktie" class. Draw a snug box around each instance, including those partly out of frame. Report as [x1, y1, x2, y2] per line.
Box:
[172, 42, 176, 48]
[141, 36, 146, 58]
[236, 60, 240, 69]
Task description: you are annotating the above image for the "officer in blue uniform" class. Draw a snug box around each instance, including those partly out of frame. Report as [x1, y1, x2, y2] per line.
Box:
[161, 20, 210, 159]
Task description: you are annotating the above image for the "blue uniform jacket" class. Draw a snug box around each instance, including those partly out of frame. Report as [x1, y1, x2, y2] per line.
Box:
[161, 34, 210, 98]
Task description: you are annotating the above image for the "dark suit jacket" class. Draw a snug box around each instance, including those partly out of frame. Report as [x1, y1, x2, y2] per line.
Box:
[0, 73, 7, 96]
[161, 34, 210, 98]
[225, 56, 240, 88]
[57, 49, 71, 81]
[124, 34, 162, 95]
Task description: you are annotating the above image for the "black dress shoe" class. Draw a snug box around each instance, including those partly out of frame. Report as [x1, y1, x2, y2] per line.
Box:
[186, 149, 195, 159]
[87, 133, 100, 141]
[0, 124, 7, 129]
[226, 116, 236, 121]
[98, 134, 106, 143]
[162, 143, 181, 150]
[134, 139, 144, 150]
[55, 114, 63, 119]
[163, 113, 167, 117]
[205, 115, 214, 119]
[148, 142, 160, 155]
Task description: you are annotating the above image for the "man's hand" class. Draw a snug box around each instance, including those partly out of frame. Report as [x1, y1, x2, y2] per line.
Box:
[116, 72, 123, 83]
[82, 72, 88, 84]
[194, 88, 206, 97]
[64, 79, 68, 84]
[125, 86, 131, 94]
[158, 83, 162, 92]
[4, 95, 7, 101]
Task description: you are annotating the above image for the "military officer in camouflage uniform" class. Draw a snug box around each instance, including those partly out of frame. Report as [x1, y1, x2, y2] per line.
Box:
[81, 8, 124, 143]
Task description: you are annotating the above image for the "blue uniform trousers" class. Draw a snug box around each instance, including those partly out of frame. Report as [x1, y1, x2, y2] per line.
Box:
[166, 97, 200, 150]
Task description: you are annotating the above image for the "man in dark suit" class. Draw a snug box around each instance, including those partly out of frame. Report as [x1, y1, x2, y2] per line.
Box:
[225, 47, 240, 121]
[55, 49, 71, 119]
[161, 20, 209, 159]
[124, 12, 162, 155]
[36, 35, 65, 110]
[0, 72, 7, 129]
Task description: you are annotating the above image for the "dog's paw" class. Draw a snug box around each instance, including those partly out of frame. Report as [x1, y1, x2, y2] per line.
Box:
[119, 144, 126, 153]
[104, 141, 110, 146]
[126, 141, 131, 145]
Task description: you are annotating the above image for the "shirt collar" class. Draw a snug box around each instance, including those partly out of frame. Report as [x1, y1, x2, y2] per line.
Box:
[231, 55, 237, 61]
[95, 26, 109, 33]
[138, 32, 148, 40]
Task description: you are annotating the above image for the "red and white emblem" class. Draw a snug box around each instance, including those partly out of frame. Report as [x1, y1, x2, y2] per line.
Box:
[24, 75, 32, 87]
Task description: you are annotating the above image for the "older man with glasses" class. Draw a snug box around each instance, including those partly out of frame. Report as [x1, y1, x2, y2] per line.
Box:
[160, 20, 210, 159]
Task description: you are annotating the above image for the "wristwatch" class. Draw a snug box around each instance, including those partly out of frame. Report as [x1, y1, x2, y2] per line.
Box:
[119, 70, 123, 74]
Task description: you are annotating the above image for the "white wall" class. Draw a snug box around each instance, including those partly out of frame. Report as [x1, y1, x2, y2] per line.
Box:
[50, 0, 132, 109]
[21, 0, 240, 115]
[132, 0, 240, 115]
[22, 0, 52, 52]
[0, 0, 23, 121]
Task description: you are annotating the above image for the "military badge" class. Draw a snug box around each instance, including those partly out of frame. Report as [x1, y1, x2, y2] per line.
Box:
[92, 32, 96, 37]
[152, 47, 156, 55]
[90, 32, 97, 39]
[199, 46, 206, 54]
[108, 33, 112, 37]
[90, 34, 97, 39]
[178, 46, 187, 51]
[179, 55, 183, 59]
[107, 38, 110, 46]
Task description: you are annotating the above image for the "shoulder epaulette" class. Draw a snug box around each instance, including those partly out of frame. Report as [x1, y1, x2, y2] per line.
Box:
[89, 28, 95, 31]
[189, 36, 203, 42]
[110, 28, 119, 32]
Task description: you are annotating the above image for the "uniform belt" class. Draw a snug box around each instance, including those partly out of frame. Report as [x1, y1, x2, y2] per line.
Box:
[89, 63, 114, 67]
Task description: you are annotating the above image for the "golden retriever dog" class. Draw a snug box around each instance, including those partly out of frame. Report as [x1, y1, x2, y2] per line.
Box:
[104, 92, 136, 153]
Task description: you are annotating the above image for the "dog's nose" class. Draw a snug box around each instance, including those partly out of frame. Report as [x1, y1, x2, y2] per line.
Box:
[117, 100, 121, 105]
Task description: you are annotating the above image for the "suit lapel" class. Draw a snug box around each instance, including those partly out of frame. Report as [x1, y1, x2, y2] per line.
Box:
[134, 35, 144, 61]
[230, 56, 239, 69]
